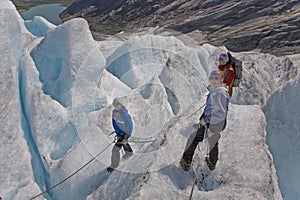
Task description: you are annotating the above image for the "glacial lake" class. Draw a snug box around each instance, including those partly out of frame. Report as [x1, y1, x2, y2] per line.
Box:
[20, 4, 66, 25]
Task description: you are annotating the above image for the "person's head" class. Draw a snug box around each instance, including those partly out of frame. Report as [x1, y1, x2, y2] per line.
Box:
[209, 70, 223, 86]
[218, 53, 229, 66]
[112, 98, 123, 110]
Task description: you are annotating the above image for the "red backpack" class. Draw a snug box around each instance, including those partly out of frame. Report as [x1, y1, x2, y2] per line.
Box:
[228, 53, 243, 87]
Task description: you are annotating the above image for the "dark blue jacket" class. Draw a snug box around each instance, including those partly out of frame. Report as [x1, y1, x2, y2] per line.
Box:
[112, 106, 133, 138]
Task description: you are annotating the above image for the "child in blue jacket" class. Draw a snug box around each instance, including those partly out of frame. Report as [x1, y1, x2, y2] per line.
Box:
[107, 98, 133, 172]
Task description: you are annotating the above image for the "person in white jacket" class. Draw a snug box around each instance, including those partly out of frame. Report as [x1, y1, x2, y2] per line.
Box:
[180, 70, 229, 171]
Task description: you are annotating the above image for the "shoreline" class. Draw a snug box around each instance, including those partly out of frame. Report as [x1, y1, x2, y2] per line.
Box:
[12, 0, 74, 12]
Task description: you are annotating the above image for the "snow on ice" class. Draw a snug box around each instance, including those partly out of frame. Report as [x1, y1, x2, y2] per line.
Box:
[24, 16, 56, 38]
[0, 0, 300, 199]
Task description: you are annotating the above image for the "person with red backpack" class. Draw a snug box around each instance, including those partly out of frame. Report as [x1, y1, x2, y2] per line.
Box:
[218, 52, 242, 97]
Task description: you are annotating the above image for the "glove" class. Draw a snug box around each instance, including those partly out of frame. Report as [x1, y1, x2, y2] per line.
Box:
[233, 79, 240, 87]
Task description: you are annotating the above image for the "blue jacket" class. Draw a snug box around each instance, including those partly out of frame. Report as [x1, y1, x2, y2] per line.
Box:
[203, 84, 229, 124]
[112, 106, 133, 138]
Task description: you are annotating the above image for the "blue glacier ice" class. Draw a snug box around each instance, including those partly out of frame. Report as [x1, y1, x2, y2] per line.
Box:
[1, 0, 300, 200]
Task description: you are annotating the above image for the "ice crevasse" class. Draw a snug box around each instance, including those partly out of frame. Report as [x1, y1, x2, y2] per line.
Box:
[1, 0, 300, 199]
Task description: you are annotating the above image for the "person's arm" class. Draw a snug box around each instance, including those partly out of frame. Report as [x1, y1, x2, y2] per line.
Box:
[121, 111, 133, 136]
[215, 92, 229, 120]
[112, 110, 123, 134]
[203, 95, 212, 124]
[112, 118, 123, 135]
[112, 110, 118, 132]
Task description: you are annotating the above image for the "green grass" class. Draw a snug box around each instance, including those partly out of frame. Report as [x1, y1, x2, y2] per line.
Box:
[11, 0, 75, 11]
[87, 16, 124, 35]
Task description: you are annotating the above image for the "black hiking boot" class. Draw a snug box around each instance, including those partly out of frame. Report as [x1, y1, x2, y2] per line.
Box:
[107, 167, 115, 173]
[180, 158, 191, 171]
[205, 156, 216, 170]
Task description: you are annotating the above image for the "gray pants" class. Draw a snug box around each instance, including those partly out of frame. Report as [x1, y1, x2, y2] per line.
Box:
[182, 119, 226, 165]
[111, 139, 133, 168]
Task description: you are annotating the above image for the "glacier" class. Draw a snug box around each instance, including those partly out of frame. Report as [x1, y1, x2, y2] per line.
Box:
[263, 78, 300, 200]
[1, 0, 300, 200]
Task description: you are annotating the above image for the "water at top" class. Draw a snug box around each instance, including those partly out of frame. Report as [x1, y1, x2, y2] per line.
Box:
[20, 4, 66, 25]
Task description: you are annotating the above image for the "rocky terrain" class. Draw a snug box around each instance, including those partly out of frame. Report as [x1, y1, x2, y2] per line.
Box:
[60, 0, 300, 56]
